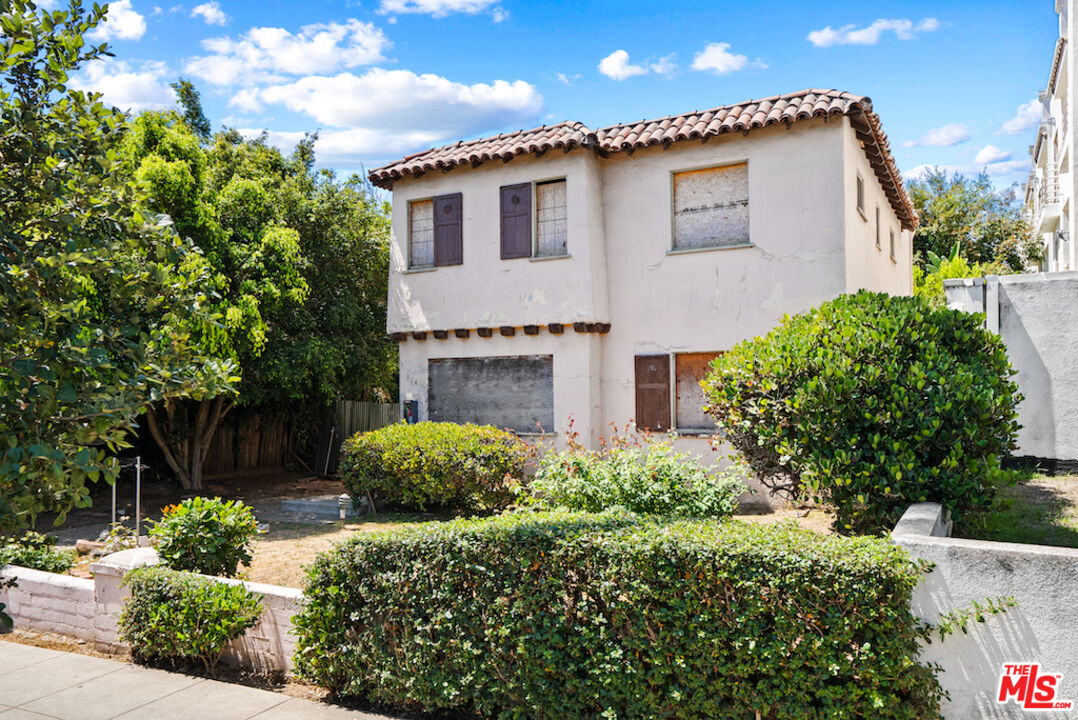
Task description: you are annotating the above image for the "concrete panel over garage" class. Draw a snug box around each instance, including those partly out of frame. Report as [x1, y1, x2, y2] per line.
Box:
[428, 355, 554, 433]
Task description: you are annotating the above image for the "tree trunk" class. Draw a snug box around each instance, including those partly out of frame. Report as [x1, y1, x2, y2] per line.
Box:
[145, 396, 232, 491]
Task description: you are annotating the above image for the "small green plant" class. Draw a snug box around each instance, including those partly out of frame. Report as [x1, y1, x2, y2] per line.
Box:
[934, 596, 1018, 641]
[0, 532, 75, 573]
[528, 440, 745, 517]
[0, 577, 15, 629]
[340, 421, 529, 512]
[703, 291, 1021, 534]
[119, 566, 263, 675]
[150, 497, 259, 577]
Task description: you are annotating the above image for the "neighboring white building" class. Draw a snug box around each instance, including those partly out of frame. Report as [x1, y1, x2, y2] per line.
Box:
[1023, 1, 1074, 272]
[370, 89, 916, 456]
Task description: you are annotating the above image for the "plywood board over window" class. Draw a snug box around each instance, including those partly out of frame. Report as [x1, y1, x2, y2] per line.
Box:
[672, 163, 749, 250]
[675, 352, 722, 431]
[409, 199, 434, 267]
[536, 180, 568, 257]
[428, 355, 554, 433]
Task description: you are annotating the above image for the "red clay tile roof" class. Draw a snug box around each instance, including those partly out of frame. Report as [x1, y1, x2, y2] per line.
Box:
[370, 89, 916, 230]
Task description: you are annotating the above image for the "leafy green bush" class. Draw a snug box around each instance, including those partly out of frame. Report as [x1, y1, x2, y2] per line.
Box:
[340, 421, 529, 512]
[119, 566, 263, 674]
[295, 511, 941, 719]
[149, 497, 259, 577]
[913, 242, 1009, 308]
[528, 441, 744, 517]
[0, 532, 75, 573]
[702, 290, 1021, 534]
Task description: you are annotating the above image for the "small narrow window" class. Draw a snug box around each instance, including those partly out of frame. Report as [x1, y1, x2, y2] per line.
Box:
[675, 352, 723, 431]
[634, 354, 671, 431]
[409, 199, 434, 268]
[672, 163, 749, 250]
[875, 206, 881, 248]
[536, 179, 568, 257]
[890, 228, 896, 261]
[856, 174, 865, 217]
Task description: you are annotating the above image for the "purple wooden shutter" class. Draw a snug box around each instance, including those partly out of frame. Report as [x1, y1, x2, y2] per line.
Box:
[434, 193, 462, 266]
[500, 183, 531, 259]
[635, 355, 671, 431]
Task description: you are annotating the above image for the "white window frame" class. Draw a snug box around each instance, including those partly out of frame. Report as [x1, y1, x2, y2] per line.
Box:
[407, 197, 435, 270]
[533, 177, 569, 259]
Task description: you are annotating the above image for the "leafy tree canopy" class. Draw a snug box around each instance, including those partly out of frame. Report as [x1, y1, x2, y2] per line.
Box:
[0, 0, 236, 532]
[908, 168, 1041, 271]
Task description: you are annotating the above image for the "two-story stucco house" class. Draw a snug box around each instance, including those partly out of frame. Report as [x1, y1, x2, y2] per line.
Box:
[370, 88, 916, 457]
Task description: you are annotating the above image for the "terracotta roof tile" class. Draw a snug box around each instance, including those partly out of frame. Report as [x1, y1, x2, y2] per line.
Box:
[369, 88, 916, 229]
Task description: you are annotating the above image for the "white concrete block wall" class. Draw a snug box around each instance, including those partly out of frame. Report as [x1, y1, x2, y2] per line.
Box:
[0, 565, 95, 642]
[1, 550, 304, 675]
[894, 503, 1078, 719]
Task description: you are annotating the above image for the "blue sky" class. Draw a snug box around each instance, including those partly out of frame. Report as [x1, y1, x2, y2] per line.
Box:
[67, 0, 1058, 188]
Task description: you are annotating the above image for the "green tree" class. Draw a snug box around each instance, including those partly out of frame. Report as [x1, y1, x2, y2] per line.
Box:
[0, 0, 236, 532]
[169, 77, 210, 141]
[908, 168, 1041, 271]
[124, 115, 393, 489]
[912, 243, 1009, 308]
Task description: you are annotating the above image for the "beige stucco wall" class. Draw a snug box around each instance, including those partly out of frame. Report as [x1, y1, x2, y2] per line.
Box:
[841, 120, 914, 295]
[387, 150, 608, 333]
[387, 116, 913, 461]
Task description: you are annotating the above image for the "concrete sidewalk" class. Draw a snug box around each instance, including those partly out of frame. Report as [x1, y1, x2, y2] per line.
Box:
[0, 640, 394, 720]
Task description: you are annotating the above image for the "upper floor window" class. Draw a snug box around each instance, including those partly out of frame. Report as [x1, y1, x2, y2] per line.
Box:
[500, 179, 568, 259]
[672, 163, 749, 251]
[409, 193, 462, 268]
[856, 173, 866, 217]
[875, 205, 881, 248]
[889, 228, 896, 261]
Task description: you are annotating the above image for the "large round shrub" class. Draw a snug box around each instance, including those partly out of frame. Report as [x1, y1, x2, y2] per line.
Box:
[340, 421, 529, 512]
[150, 497, 259, 577]
[702, 290, 1021, 534]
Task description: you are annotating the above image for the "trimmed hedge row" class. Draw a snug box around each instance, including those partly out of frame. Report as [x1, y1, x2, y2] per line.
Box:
[295, 511, 941, 719]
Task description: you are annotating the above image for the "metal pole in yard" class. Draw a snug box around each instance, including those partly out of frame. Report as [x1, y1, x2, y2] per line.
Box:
[111, 481, 116, 527]
[135, 455, 142, 539]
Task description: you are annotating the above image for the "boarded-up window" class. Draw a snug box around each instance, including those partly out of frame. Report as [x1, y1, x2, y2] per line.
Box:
[409, 199, 434, 268]
[536, 179, 568, 257]
[675, 352, 723, 431]
[635, 355, 670, 431]
[672, 163, 749, 250]
[434, 193, 462, 266]
[428, 355, 553, 433]
[500, 183, 532, 259]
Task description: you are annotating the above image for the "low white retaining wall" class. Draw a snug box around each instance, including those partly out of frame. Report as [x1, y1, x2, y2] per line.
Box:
[894, 503, 1078, 719]
[1, 548, 302, 674]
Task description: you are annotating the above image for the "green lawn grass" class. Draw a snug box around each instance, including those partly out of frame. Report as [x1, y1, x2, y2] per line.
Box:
[958, 474, 1078, 548]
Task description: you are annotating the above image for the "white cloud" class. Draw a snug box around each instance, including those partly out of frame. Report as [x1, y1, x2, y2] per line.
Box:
[974, 144, 1012, 164]
[902, 123, 971, 148]
[239, 126, 446, 166]
[249, 68, 543, 138]
[555, 72, 581, 86]
[70, 59, 176, 112]
[649, 53, 678, 78]
[87, 0, 147, 41]
[185, 19, 390, 86]
[905, 158, 1031, 182]
[998, 99, 1041, 135]
[691, 42, 765, 75]
[598, 50, 648, 81]
[191, 1, 229, 25]
[378, 0, 506, 20]
[807, 18, 939, 47]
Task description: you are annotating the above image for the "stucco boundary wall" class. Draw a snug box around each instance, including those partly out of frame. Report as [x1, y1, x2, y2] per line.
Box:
[1, 548, 301, 674]
[893, 502, 1078, 720]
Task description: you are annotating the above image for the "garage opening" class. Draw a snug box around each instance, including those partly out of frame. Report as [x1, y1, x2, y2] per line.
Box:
[428, 355, 554, 433]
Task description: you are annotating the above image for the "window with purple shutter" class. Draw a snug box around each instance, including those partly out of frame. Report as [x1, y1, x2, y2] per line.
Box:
[635, 354, 671, 431]
[434, 193, 462, 266]
[500, 183, 532, 259]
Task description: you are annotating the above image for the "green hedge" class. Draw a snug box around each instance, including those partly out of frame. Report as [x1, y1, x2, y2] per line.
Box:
[295, 511, 941, 719]
[120, 566, 263, 675]
[703, 291, 1021, 534]
[339, 421, 529, 512]
[0, 531, 74, 573]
